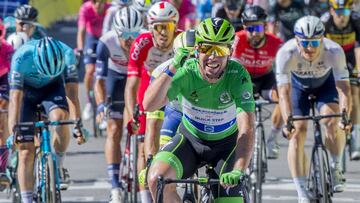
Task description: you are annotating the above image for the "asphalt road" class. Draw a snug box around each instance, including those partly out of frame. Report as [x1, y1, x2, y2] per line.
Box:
[1, 20, 360, 203]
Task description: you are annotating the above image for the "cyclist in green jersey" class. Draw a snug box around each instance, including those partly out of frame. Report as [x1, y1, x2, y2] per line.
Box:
[143, 17, 255, 202]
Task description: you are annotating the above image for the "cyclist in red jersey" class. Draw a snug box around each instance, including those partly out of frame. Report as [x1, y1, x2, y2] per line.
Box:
[77, 0, 110, 121]
[232, 6, 284, 159]
[124, 1, 180, 202]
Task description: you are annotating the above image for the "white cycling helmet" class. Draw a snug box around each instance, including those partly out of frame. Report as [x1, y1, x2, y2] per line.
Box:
[147, 1, 179, 24]
[113, 7, 144, 33]
[173, 30, 195, 53]
[294, 16, 325, 39]
[133, 0, 156, 12]
[6, 32, 29, 50]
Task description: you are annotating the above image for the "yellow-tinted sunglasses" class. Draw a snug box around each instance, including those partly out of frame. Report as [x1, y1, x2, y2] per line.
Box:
[152, 22, 175, 33]
[198, 44, 231, 57]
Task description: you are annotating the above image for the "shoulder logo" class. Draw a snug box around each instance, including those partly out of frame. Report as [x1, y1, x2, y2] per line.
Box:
[219, 92, 231, 104]
[242, 91, 252, 100]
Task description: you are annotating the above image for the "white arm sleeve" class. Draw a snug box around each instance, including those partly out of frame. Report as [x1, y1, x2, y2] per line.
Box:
[275, 44, 293, 85]
[330, 47, 349, 81]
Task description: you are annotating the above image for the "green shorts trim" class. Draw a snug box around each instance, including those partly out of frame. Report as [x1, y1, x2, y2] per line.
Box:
[214, 197, 244, 203]
[153, 151, 183, 179]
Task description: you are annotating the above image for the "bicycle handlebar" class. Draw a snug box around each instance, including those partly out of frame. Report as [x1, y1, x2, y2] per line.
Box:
[158, 176, 220, 186]
[286, 109, 350, 132]
[15, 119, 81, 128]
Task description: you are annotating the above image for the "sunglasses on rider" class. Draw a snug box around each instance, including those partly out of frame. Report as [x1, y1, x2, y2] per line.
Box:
[17, 21, 34, 29]
[152, 22, 175, 33]
[245, 24, 265, 33]
[334, 8, 351, 16]
[298, 39, 321, 48]
[120, 31, 139, 40]
[198, 44, 231, 57]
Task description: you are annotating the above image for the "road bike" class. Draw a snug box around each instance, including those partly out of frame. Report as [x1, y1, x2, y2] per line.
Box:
[156, 165, 249, 203]
[286, 94, 349, 203]
[14, 112, 83, 203]
[250, 96, 275, 203]
[119, 103, 141, 203]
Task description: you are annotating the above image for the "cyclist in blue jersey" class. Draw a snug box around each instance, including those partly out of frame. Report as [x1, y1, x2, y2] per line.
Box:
[4, 4, 46, 39]
[8, 37, 85, 203]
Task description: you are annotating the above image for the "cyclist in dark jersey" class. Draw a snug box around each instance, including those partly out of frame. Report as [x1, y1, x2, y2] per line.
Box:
[306, 0, 329, 17]
[321, 0, 360, 160]
[268, 0, 309, 41]
[214, 0, 245, 31]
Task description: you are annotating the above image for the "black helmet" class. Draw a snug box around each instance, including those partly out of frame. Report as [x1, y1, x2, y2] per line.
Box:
[14, 5, 38, 22]
[241, 5, 267, 23]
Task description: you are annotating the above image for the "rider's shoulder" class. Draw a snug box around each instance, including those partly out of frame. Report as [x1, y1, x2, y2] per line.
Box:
[351, 11, 360, 21]
[322, 38, 344, 54]
[278, 38, 297, 54]
[100, 30, 117, 43]
[11, 41, 36, 66]
[226, 60, 250, 76]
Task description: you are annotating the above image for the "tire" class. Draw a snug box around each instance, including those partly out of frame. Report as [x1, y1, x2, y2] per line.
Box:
[250, 126, 263, 203]
[43, 154, 58, 203]
[130, 135, 138, 203]
[313, 148, 331, 203]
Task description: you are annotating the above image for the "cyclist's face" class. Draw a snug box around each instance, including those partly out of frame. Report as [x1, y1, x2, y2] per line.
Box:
[330, 7, 351, 29]
[244, 22, 266, 47]
[119, 37, 135, 53]
[150, 22, 176, 50]
[296, 36, 322, 61]
[92, 0, 106, 13]
[197, 44, 231, 83]
[16, 21, 35, 37]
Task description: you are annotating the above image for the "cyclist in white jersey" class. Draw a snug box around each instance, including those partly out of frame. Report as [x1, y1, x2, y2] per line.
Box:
[94, 7, 143, 203]
[101, 0, 131, 35]
[276, 16, 352, 203]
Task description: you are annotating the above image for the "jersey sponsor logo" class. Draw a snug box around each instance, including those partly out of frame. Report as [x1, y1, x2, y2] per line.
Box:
[190, 91, 199, 102]
[54, 96, 63, 101]
[204, 125, 215, 133]
[242, 91, 252, 100]
[237, 56, 273, 67]
[219, 92, 232, 104]
[240, 77, 249, 84]
[131, 37, 150, 61]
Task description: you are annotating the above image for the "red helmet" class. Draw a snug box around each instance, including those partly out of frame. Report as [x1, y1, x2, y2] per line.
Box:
[0, 19, 5, 40]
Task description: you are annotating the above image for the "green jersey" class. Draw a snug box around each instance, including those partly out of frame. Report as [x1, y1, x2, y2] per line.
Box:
[167, 58, 255, 141]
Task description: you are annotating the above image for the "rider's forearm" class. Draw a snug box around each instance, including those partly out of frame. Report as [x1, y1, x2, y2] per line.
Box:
[143, 71, 172, 112]
[336, 80, 352, 116]
[65, 82, 81, 120]
[8, 90, 23, 134]
[233, 112, 255, 171]
[278, 84, 292, 122]
[76, 27, 85, 50]
[94, 79, 106, 105]
[124, 77, 139, 117]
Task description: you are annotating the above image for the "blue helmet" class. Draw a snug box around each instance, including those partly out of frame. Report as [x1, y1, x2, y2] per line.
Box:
[34, 37, 65, 77]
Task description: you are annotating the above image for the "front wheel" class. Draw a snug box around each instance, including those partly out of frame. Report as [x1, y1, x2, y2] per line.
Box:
[250, 126, 264, 203]
[43, 154, 60, 203]
[309, 148, 331, 203]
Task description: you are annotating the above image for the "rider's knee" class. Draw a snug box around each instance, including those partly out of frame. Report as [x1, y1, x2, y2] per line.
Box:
[18, 145, 35, 160]
[49, 109, 68, 121]
[147, 166, 161, 191]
